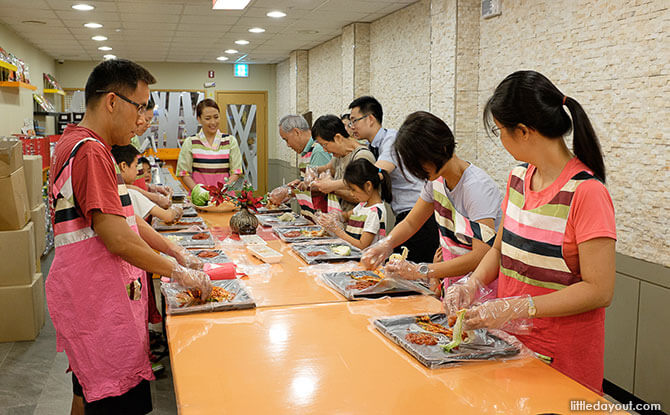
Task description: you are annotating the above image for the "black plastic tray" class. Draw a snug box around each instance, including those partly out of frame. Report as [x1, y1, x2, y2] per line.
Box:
[321, 271, 430, 300]
[161, 231, 216, 249]
[291, 242, 362, 264]
[256, 212, 311, 227]
[161, 279, 255, 315]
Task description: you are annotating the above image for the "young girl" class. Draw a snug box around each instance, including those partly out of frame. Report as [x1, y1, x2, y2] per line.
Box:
[317, 159, 391, 250]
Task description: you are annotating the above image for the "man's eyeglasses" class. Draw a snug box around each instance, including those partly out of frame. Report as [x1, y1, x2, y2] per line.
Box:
[348, 114, 368, 128]
[96, 90, 147, 115]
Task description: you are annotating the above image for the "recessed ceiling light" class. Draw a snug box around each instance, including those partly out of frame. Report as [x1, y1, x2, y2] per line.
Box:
[103, 54, 116, 60]
[92, 35, 108, 41]
[235, 39, 249, 45]
[84, 22, 102, 28]
[212, 0, 251, 10]
[248, 27, 265, 33]
[98, 46, 112, 51]
[216, 56, 229, 61]
[72, 3, 94, 11]
[266, 11, 286, 18]
[225, 49, 238, 54]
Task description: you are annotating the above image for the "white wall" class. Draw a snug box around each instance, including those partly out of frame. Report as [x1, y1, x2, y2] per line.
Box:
[0, 22, 56, 136]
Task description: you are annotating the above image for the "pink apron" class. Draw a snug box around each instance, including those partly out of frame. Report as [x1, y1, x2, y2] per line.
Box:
[190, 131, 235, 187]
[47, 138, 153, 402]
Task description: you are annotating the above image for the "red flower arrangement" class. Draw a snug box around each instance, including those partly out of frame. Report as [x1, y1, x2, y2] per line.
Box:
[203, 181, 263, 212]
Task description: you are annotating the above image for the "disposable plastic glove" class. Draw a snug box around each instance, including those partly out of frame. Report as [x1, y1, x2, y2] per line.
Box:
[360, 236, 394, 270]
[173, 246, 204, 270]
[384, 259, 425, 280]
[154, 194, 171, 209]
[461, 296, 533, 334]
[168, 205, 183, 223]
[170, 263, 212, 300]
[268, 186, 291, 205]
[442, 275, 484, 316]
[315, 212, 343, 233]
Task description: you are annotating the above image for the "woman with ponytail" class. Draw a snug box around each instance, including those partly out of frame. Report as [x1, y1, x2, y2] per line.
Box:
[445, 71, 616, 394]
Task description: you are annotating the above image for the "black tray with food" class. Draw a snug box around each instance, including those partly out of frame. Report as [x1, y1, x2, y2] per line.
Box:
[161, 279, 255, 315]
[256, 212, 311, 227]
[152, 216, 204, 231]
[321, 270, 432, 300]
[162, 231, 216, 249]
[291, 241, 362, 264]
[273, 225, 332, 243]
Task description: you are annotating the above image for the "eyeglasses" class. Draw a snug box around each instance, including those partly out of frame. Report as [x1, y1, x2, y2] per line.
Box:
[348, 114, 367, 128]
[490, 125, 501, 137]
[96, 90, 147, 115]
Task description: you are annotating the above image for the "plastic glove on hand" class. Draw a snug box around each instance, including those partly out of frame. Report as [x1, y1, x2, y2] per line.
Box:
[173, 247, 204, 270]
[442, 276, 482, 316]
[315, 212, 342, 233]
[169, 205, 184, 223]
[155, 194, 171, 209]
[383, 259, 421, 280]
[360, 237, 394, 270]
[170, 263, 212, 300]
[461, 296, 532, 332]
[268, 186, 290, 205]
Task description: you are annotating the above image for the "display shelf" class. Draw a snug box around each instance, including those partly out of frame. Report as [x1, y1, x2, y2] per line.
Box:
[0, 60, 18, 72]
[43, 88, 65, 95]
[0, 81, 37, 90]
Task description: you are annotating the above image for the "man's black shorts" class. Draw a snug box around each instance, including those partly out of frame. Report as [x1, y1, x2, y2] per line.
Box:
[72, 372, 152, 415]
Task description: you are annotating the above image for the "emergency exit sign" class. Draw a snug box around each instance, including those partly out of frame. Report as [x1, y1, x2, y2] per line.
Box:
[234, 63, 248, 78]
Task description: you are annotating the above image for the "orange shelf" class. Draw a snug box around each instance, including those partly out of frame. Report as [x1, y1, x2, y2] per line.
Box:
[0, 81, 37, 90]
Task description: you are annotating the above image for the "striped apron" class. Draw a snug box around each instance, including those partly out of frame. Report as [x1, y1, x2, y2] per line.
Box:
[46, 138, 153, 402]
[190, 131, 234, 187]
[432, 176, 496, 291]
[345, 203, 386, 240]
[498, 164, 605, 394]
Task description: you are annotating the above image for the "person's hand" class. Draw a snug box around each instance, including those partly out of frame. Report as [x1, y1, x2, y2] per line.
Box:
[269, 186, 291, 205]
[315, 212, 342, 234]
[167, 205, 183, 223]
[170, 263, 212, 300]
[287, 179, 301, 188]
[461, 296, 532, 332]
[384, 259, 423, 280]
[311, 178, 338, 194]
[154, 194, 171, 209]
[173, 246, 204, 270]
[433, 246, 443, 263]
[442, 277, 481, 316]
[296, 181, 308, 191]
[155, 185, 171, 197]
[360, 237, 394, 270]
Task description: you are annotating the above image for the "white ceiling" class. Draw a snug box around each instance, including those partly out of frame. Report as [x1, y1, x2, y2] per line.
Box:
[0, 0, 416, 64]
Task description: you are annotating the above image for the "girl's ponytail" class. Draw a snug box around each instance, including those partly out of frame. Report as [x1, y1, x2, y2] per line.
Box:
[343, 158, 393, 203]
[378, 168, 393, 203]
[564, 97, 606, 182]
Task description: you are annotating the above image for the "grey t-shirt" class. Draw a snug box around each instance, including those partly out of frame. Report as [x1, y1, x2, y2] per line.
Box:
[370, 128, 423, 214]
[420, 163, 503, 230]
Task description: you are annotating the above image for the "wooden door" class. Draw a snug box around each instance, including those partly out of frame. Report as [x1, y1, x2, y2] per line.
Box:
[216, 91, 267, 194]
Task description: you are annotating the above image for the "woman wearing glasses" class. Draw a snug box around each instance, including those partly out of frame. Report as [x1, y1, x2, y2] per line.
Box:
[444, 71, 616, 394]
[177, 99, 243, 190]
[362, 111, 503, 298]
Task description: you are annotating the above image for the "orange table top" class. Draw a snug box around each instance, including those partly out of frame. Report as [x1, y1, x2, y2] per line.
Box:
[167, 295, 614, 414]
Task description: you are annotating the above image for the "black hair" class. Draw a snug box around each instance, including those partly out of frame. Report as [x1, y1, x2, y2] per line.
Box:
[138, 157, 150, 166]
[343, 158, 392, 203]
[85, 58, 156, 108]
[393, 111, 456, 181]
[311, 114, 349, 142]
[196, 98, 219, 118]
[348, 96, 383, 124]
[146, 96, 155, 111]
[340, 113, 350, 120]
[483, 70, 606, 182]
[111, 144, 140, 166]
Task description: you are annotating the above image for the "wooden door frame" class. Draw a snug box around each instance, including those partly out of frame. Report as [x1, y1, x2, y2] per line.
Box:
[215, 90, 268, 194]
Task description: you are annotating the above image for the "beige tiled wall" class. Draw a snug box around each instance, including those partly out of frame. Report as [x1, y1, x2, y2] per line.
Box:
[274, 0, 669, 266]
[308, 36, 345, 119]
[274, 59, 295, 166]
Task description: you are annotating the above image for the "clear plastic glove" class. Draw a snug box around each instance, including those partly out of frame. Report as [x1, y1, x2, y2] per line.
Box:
[360, 236, 394, 270]
[310, 178, 338, 194]
[170, 263, 212, 300]
[167, 205, 183, 223]
[315, 212, 343, 234]
[287, 179, 301, 188]
[461, 295, 533, 334]
[442, 275, 484, 316]
[383, 259, 424, 280]
[154, 193, 171, 209]
[269, 186, 291, 205]
[303, 166, 319, 186]
[173, 246, 204, 270]
[148, 184, 172, 196]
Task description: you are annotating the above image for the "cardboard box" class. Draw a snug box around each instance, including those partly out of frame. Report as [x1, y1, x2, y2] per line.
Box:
[23, 155, 43, 209]
[30, 204, 46, 261]
[0, 272, 45, 342]
[0, 140, 23, 177]
[0, 167, 30, 231]
[0, 221, 36, 286]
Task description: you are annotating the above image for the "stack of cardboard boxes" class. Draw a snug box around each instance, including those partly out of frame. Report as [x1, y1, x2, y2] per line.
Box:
[0, 140, 45, 342]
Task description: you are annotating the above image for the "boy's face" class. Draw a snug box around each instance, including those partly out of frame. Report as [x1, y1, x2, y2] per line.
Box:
[120, 156, 139, 184]
[141, 162, 151, 183]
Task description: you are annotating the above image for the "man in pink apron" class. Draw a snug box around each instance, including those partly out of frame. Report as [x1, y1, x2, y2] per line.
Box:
[47, 59, 212, 414]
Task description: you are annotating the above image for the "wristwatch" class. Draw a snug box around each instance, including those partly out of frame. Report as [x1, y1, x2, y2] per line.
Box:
[418, 263, 430, 277]
[528, 296, 537, 318]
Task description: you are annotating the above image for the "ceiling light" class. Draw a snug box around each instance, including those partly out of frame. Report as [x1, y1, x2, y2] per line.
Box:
[92, 35, 108, 41]
[266, 11, 286, 18]
[225, 49, 238, 54]
[216, 56, 229, 61]
[72, 3, 95, 11]
[103, 54, 116, 60]
[212, 0, 251, 10]
[84, 22, 102, 28]
[235, 39, 249, 45]
[248, 27, 265, 33]
[98, 46, 112, 51]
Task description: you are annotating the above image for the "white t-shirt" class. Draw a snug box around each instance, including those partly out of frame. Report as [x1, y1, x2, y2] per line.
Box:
[128, 188, 155, 220]
[420, 163, 503, 230]
[345, 202, 387, 244]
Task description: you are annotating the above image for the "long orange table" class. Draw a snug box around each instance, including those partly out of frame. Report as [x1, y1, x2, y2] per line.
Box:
[166, 211, 622, 414]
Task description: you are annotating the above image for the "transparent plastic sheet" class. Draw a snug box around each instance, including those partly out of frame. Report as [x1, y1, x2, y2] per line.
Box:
[290, 241, 362, 265]
[370, 313, 533, 369]
[256, 212, 311, 227]
[319, 270, 435, 301]
[272, 225, 334, 243]
[160, 279, 255, 315]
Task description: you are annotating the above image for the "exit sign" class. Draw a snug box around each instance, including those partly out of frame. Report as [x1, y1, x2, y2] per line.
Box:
[234, 63, 248, 78]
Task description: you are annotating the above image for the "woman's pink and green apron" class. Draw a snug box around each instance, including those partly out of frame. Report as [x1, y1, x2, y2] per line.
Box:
[190, 131, 238, 187]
